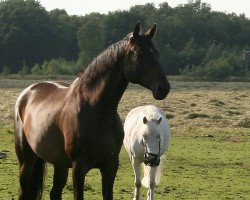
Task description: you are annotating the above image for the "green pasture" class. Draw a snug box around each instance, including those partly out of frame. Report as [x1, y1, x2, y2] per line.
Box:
[0, 79, 249, 199]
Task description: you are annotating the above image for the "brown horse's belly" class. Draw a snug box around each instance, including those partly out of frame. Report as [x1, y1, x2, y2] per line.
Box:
[24, 117, 71, 166]
[27, 132, 71, 166]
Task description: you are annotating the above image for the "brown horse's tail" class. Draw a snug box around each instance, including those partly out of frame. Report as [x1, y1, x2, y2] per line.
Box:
[30, 158, 46, 200]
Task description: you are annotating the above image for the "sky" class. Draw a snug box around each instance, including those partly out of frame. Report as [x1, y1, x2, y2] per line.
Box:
[39, 0, 250, 18]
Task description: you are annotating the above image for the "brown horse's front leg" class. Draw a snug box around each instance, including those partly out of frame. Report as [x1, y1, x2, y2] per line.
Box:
[100, 156, 119, 200]
[50, 165, 69, 200]
[72, 162, 86, 200]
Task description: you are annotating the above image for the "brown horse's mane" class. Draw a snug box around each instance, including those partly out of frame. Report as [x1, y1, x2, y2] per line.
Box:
[77, 36, 130, 89]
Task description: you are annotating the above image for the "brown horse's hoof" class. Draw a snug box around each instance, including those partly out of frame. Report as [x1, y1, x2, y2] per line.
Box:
[0, 152, 7, 159]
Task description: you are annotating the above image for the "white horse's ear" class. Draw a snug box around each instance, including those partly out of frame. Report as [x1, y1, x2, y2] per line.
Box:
[157, 117, 162, 124]
[143, 116, 147, 124]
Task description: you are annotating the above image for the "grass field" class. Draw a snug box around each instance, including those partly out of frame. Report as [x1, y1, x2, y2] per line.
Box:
[0, 79, 249, 200]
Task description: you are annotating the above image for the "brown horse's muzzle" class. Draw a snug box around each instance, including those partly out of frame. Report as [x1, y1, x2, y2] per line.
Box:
[152, 82, 170, 100]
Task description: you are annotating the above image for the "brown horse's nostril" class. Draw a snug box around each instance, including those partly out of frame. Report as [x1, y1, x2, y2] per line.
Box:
[152, 83, 170, 100]
[158, 84, 165, 93]
[157, 83, 170, 96]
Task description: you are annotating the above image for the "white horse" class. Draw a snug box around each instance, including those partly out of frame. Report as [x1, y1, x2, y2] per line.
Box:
[124, 105, 171, 200]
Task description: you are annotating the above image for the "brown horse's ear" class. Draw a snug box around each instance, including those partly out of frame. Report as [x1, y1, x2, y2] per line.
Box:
[146, 23, 157, 39]
[133, 21, 141, 39]
[143, 116, 147, 124]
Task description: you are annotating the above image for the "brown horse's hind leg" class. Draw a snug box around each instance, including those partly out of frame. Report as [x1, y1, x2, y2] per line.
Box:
[18, 161, 36, 200]
[15, 131, 45, 200]
[50, 165, 69, 200]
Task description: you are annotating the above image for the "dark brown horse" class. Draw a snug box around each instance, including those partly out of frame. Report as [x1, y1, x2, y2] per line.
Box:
[14, 22, 170, 200]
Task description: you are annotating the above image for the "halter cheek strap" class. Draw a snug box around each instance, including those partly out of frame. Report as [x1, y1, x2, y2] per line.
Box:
[142, 139, 161, 155]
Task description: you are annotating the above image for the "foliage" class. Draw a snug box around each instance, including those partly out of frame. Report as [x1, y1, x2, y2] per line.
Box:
[1, 66, 11, 76]
[0, 0, 250, 80]
[33, 58, 80, 75]
[205, 58, 234, 80]
[31, 63, 43, 75]
[180, 43, 244, 80]
[0, 0, 81, 73]
[181, 57, 234, 80]
[77, 13, 105, 66]
[18, 62, 29, 78]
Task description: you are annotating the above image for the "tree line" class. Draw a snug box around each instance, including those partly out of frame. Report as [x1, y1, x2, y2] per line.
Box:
[0, 0, 250, 80]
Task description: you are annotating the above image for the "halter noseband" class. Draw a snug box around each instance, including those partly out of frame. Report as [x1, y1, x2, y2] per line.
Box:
[143, 139, 161, 167]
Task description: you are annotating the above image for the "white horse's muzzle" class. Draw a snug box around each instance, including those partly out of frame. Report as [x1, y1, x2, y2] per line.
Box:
[144, 153, 160, 167]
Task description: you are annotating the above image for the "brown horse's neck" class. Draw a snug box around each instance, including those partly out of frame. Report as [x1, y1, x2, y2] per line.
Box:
[74, 40, 129, 111]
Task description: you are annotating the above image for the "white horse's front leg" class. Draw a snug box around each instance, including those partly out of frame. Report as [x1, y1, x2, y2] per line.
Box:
[146, 166, 157, 200]
[132, 157, 142, 200]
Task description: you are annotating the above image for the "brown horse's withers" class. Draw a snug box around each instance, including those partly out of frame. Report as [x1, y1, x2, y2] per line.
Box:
[14, 22, 170, 200]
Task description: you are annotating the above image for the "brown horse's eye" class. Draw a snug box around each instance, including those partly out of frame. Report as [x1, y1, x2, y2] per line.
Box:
[150, 49, 159, 61]
[128, 49, 134, 55]
[136, 50, 142, 55]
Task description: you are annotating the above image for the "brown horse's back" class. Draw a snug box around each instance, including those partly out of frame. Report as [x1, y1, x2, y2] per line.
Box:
[15, 81, 72, 166]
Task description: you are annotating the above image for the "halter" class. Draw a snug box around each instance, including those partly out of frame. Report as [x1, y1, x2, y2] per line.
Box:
[143, 139, 161, 167]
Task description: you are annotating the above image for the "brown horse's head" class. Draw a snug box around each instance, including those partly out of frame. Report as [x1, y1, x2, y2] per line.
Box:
[123, 22, 170, 100]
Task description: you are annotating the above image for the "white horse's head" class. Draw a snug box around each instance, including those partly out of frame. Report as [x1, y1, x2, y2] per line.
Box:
[140, 111, 163, 167]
